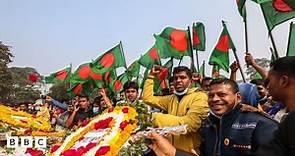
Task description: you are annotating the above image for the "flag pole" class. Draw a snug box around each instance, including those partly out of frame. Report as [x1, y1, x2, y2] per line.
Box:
[178, 57, 183, 66]
[286, 22, 293, 56]
[187, 26, 197, 72]
[232, 49, 246, 83]
[119, 41, 128, 69]
[243, 17, 250, 68]
[260, 5, 280, 59]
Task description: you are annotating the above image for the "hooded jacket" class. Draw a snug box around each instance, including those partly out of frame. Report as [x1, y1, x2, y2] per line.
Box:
[143, 78, 209, 153]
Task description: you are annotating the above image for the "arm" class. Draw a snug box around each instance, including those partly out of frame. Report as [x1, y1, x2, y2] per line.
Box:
[152, 92, 209, 132]
[147, 133, 176, 156]
[46, 96, 68, 110]
[65, 107, 79, 128]
[230, 61, 238, 81]
[245, 52, 268, 79]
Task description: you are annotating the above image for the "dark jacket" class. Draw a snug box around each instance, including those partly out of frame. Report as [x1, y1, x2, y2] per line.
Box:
[200, 104, 278, 156]
[256, 111, 295, 156]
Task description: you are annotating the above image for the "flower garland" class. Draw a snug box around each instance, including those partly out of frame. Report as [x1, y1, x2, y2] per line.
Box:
[0, 105, 51, 131]
[50, 106, 138, 156]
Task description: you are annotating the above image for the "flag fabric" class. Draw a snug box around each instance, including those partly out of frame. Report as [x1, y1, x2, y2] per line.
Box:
[287, 22, 295, 56]
[68, 80, 95, 97]
[91, 44, 126, 74]
[209, 22, 236, 73]
[126, 60, 141, 79]
[251, 0, 271, 4]
[192, 22, 206, 51]
[254, 72, 263, 79]
[154, 27, 191, 59]
[199, 61, 205, 79]
[138, 45, 161, 69]
[236, 0, 247, 20]
[109, 73, 129, 94]
[261, 1, 295, 31]
[273, 0, 295, 12]
[45, 67, 71, 84]
[140, 68, 150, 89]
[212, 65, 221, 78]
[153, 59, 173, 93]
[103, 70, 117, 87]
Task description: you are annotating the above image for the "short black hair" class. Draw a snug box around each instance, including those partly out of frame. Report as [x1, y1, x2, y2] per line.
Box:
[202, 77, 213, 83]
[78, 95, 89, 101]
[173, 66, 192, 79]
[209, 78, 239, 93]
[123, 81, 139, 91]
[270, 56, 295, 78]
[250, 79, 266, 87]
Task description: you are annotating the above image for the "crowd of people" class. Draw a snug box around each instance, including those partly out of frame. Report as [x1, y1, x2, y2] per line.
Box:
[10, 54, 295, 156]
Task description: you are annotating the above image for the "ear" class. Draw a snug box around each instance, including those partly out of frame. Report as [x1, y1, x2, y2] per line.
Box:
[236, 92, 242, 103]
[279, 75, 289, 87]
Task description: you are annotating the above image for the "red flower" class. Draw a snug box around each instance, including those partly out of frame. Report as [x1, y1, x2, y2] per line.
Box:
[76, 146, 85, 155]
[50, 145, 60, 153]
[25, 148, 44, 156]
[85, 142, 97, 152]
[81, 120, 90, 127]
[62, 149, 77, 156]
[108, 107, 114, 112]
[95, 146, 110, 156]
[94, 117, 113, 130]
[122, 107, 129, 113]
[119, 120, 129, 130]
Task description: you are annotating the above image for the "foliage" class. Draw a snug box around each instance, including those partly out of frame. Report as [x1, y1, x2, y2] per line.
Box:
[48, 83, 70, 102]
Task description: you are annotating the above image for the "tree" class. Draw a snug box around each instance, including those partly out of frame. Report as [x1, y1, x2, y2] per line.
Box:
[245, 58, 271, 79]
[48, 83, 71, 102]
[0, 41, 14, 104]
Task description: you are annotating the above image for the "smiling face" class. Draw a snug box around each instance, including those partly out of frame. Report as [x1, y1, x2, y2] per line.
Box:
[208, 83, 241, 116]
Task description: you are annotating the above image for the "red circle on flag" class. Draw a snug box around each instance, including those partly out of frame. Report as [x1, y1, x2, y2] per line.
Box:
[104, 72, 112, 83]
[193, 29, 200, 45]
[170, 30, 188, 52]
[100, 53, 115, 68]
[90, 71, 102, 80]
[114, 80, 122, 92]
[78, 66, 91, 79]
[56, 70, 68, 80]
[73, 84, 83, 94]
[215, 35, 229, 53]
[149, 48, 159, 60]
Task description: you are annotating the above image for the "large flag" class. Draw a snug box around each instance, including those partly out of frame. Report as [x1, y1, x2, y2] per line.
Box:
[251, 0, 271, 4]
[209, 22, 236, 73]
[126, 60, 141, 78]
[138, 45, 161, 69]
[192, 22, 206, 51]
[236, 0, 247, 20]
[273, 0, 295, 12]
[68, 80, 95, 96]
[287, 22, 295, 56]
[45, 67, 71, 84]
[154, 27, 191, 59]
[91, 43, 126, 73]
[261, 1, 295, 31]
[109, 73, 129, 94]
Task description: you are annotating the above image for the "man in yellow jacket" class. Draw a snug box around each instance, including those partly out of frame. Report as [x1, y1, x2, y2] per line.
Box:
[143, 65, 209, 154]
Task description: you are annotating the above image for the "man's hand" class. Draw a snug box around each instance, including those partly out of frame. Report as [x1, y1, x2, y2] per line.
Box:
[45, 96, 53, 102]
[150, 65, 163, 77]
[230, 61, 239, 72]
[146, 133, 176, 156]
[245, 52, 256, 66]
[192, 73, 201, 83]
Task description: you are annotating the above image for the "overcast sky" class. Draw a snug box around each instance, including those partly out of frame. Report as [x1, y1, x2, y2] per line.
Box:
[1, 0, 293, 79]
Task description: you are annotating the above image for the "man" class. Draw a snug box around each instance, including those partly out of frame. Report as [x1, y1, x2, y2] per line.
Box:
[123, 81, 139, 104]
[200, 78, 278, 156]
[65, 95, 94, 127]
[256, 56, 295, 156]
[143, 65, 209, 154]
[146, 78, 278, 156]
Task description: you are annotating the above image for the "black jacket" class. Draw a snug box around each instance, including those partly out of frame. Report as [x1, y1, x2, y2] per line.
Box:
[200, 104, 278, 156]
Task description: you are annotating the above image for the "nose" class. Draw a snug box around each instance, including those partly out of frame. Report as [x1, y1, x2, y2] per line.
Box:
[210, 94, 220, 102]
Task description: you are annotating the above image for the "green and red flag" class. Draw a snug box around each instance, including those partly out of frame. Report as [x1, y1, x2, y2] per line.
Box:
[110, 73, 129, 94]
[251, 0, 271, 4]
[45, 66, 71, 84]
[192, 22, 206, 51]
[68, 80, 95, 96]
[212, 65, 221, 78]
[154, 27, 191, 59]
[140, 68, 150, 89]
[261, 1, 295, 31]
[254, 72, 263, 79]
[287, 22, 295, 56]
[209, 22, 236, 73]
[199, 61, 205, 79]
[103, 70, 117, 86]
[236, 0, 247, 20]
[273, 0, 295, 12]
[91, 43, 126, 73]
[126, 60, 141, 79]
[138, 45, 162, 69]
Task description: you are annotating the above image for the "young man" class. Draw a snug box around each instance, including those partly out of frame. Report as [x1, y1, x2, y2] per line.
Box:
[256, 56, 295, 156]
[65, 95, 93, 127]
[143, 65, 209, 154]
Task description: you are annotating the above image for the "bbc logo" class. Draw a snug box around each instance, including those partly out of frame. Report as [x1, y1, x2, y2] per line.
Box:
[7, 136, 47, 148]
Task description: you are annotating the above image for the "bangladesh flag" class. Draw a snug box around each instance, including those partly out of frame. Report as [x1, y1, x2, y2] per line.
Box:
[212, 65, 221, 78]
[192, 22, 206, 51]
[154, 27, 190, 59]
[199, 61, 205, 79]
[110, 73, 129, 94]
[153, 59, 173, 93]
[251, 0, 271, 4]
[45, 67, 71, 84]
[209, 22, 236, 73]
[138, 45, 162, 69]
[126, 60, 141, 79]
[103, 70, 117, 86]
[91, 44, 126, 74]
[254, 72, 263, 79]
[236, 0, 247, 20]
[261, 1, 295, 31]
[140, 68, 150, 89]
[68, 80, 95, 96]
[287, 22, 295, 56]
[273, 0, 295, 12]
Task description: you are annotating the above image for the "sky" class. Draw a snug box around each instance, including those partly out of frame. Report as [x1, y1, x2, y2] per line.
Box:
[0, 0, 293, 79]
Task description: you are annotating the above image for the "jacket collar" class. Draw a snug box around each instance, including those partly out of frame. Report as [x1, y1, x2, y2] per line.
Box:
[208, 103, 242, 126]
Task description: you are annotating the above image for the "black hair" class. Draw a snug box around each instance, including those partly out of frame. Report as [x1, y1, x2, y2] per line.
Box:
[209, 78, 239, 93]
[173, 66, 192, 79]
[250, 79, 266, 87]
[78, 95, 89, 101]
[202, 77, 213, 83]
[270, 56, 295, 77]
[123, 81, 139, 91]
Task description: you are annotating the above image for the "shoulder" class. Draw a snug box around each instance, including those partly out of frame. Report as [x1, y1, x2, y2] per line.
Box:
[189, 88, 208, 98]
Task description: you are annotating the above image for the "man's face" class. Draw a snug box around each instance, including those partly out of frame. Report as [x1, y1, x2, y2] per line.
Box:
[124, 88, 138, 102]
[256, 85, 267, 98]
[202, 79, 213, 91]
[78, 97, 90, 109]
[173, 71, 191, 92]
[267, 70, 283, 101]
[208, 83, 241, 116]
